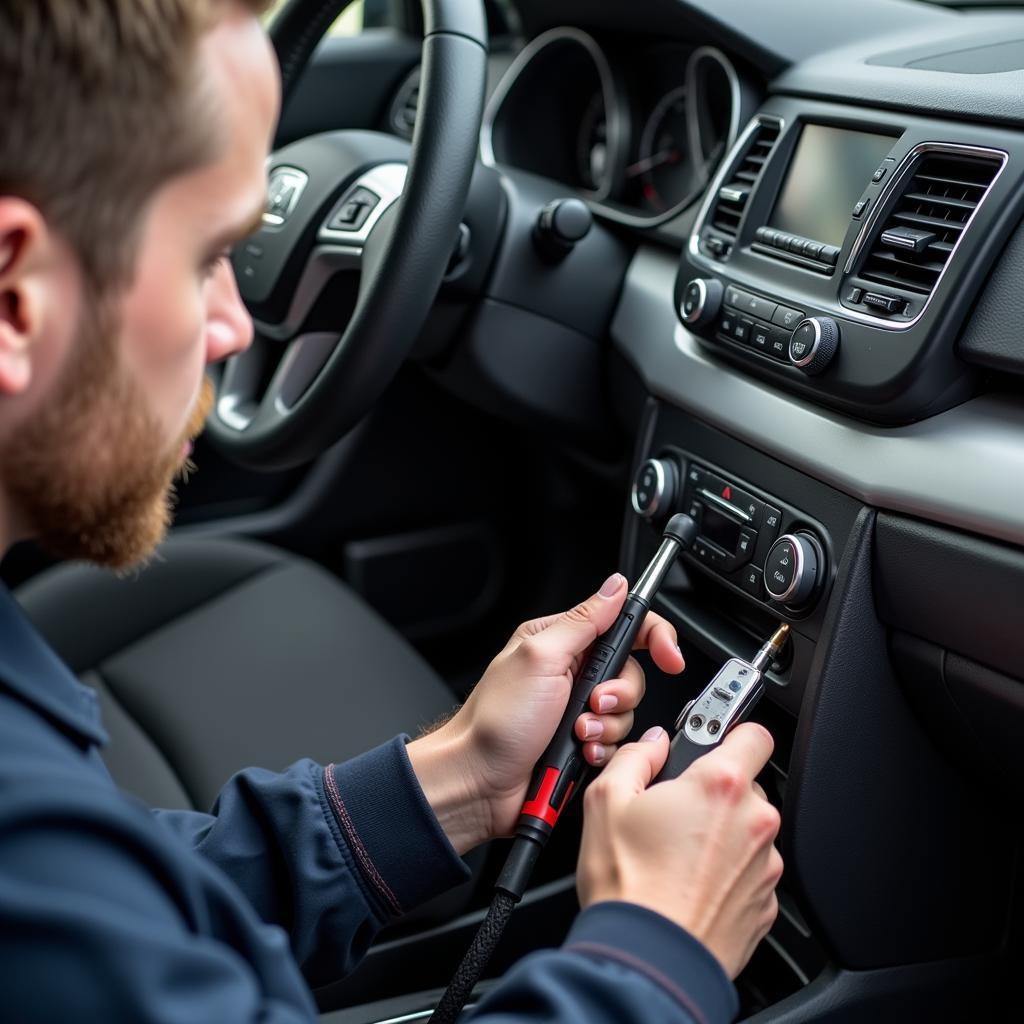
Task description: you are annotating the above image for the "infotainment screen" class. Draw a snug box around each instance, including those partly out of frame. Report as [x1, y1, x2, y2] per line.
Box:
[769, 124, 896, 248]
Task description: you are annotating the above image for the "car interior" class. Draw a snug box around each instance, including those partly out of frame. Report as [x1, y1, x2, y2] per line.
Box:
[4, 0, 1024, 1020]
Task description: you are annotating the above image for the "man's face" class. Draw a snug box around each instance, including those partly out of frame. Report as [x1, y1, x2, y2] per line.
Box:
[0, 8, 280, 568]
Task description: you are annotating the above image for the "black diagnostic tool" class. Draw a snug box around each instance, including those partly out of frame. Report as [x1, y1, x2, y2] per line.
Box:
[656, 624, 789, 782]
[511, 512, 699, 857]
[430, 512, 698, 1024]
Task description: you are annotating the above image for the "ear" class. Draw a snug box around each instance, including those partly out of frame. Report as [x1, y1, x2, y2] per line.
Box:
[0, 198, 49, 396]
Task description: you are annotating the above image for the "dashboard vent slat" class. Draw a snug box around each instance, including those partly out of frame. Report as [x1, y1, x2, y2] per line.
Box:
[859, 151, 1001, 300]
[703, 119, 781, 254]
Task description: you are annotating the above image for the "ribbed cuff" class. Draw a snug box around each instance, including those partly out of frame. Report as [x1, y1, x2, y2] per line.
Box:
[564, 902, 739, 1024]
[323, 735, 471, 919]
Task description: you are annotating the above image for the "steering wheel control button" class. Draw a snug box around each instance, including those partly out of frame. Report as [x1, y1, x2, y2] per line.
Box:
[790, 316, 840, 375]
[681, 278, 723, 327]
[327, 186, 380, 232]
[631, 458, 678, 523]
[771, 304, 804, 330]
[764, 533, 821, 606]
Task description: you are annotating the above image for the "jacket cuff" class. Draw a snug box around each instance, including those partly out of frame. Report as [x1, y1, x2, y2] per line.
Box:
[322, 735, 470, 920]
[564, 902, 739, 1024]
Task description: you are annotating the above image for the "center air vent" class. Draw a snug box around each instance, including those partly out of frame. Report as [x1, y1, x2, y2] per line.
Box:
[859, 150, 1002, 297]
[701, 119, 781, 258]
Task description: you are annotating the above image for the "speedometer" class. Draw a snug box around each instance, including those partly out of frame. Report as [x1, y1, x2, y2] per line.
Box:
[631, 86, 692, 212]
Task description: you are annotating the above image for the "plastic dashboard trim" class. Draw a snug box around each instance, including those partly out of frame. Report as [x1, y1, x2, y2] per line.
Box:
[612, 244, 1024, 548]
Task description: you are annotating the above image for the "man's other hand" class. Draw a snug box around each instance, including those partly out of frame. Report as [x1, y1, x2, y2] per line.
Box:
[577, 723, 783, 979]
[407, 574, 685, 852]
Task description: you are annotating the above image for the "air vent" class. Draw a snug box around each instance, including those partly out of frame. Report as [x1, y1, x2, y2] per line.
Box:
[704, 120, 781, 254]
[388, 67, 420, 140]
[859, 151, 1001, 297]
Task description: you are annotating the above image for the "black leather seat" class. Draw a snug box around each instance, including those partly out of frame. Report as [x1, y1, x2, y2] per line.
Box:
[16, 536, 459, 814]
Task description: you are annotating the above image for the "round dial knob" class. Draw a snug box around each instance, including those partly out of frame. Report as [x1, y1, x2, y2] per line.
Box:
[764, 532, 822, 606]
[789, 317, 840, 375]
[680, 278, 723, 328]
[631, 458, 679, 522]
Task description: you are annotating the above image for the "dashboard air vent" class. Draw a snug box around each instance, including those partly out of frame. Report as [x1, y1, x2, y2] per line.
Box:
[707, 120, 781, 245]
[859, 151, 1001, 296]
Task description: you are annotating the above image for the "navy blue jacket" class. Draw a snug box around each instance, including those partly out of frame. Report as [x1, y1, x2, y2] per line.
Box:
[0, 583, 737, 1023]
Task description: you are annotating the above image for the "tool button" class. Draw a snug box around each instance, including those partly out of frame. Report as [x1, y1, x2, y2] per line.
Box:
[604, 613, 635, 650]
[739, 565, 765, 600]
[769, 330, 790, 361]
[733, 291, 778, 322]
[750, 323, 771, 351]
[736, 527, 758, 565]
[688, 714, 705, 730]
[732, 318, 753, 344]
[707, 720, 722, 736]
[729, 680, 742, 692]
[713, 687, 734, 702]
[772, 305, 804, 330]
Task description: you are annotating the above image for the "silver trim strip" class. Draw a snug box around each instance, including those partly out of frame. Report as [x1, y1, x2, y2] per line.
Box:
[632, 534, 685, 604]
[611, 246, 1024, 548]
[699, 487, 751, 524]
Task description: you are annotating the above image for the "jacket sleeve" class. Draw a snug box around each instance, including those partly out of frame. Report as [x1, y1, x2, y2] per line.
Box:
[152, 736, 470, 986]
[466, 902, 739, 1024]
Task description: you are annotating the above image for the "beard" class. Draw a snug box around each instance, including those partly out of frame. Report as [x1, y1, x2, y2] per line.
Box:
[0, 302, 215, 570]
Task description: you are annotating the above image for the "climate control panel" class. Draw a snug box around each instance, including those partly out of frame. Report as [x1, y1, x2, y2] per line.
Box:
[631, 451, 830, 613]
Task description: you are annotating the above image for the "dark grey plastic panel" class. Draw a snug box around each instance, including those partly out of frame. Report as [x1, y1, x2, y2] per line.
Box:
[611, 245, 1024, 547]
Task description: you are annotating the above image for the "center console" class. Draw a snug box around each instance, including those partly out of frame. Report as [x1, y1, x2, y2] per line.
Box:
[675, 97, 1024, 423]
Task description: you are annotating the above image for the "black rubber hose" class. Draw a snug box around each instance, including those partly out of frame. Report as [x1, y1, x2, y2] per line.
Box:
[430, 890, 517, 1024]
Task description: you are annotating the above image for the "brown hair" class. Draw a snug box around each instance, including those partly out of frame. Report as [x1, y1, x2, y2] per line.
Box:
[0, 0, 270, 291]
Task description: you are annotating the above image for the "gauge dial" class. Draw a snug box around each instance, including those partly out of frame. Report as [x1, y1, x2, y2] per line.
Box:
[629, 86, 693, 212]
[576, 92, 609, 193]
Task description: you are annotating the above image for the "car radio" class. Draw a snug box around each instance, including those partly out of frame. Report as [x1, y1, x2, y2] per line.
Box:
[632, 452, 827, 612]
[673, 98, 1017, 423]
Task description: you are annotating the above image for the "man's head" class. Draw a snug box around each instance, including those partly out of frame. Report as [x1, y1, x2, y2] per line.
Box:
[0, 0, 279, 568]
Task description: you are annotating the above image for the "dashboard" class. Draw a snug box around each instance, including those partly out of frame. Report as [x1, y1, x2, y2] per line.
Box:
[453, 2, 1024, 1020]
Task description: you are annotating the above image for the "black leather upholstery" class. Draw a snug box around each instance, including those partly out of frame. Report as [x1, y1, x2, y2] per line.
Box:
[17, 537, 459, 813]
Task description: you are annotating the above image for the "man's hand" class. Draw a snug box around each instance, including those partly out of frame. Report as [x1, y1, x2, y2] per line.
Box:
[407, 573, 684, 853]
[577, 723, 783, 979]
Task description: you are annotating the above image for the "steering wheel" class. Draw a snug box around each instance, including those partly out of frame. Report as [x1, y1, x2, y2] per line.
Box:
[207, 0, 488, 470]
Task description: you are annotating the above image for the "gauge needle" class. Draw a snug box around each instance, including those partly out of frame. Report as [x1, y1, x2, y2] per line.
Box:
[625, 148, 680, 178]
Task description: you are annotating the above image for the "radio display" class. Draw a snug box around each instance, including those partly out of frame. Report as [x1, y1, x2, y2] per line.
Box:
[769, 124, 895, 247]
[702, 506, 742, 553]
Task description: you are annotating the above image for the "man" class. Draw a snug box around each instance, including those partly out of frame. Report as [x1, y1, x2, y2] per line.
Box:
[0, 2, 782, 1021]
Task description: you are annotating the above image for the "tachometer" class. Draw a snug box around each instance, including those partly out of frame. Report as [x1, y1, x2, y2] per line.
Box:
[629, 85, 693, 212]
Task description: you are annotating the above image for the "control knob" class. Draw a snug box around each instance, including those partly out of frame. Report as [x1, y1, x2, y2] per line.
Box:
[789, 317, 840, 375]
[763, 532, 824, 607]
[680, 278, 723, 328]
[631, 458, 679, 522]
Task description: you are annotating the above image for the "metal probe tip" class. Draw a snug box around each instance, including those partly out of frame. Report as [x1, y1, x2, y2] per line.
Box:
[751, 623, 790, 673]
